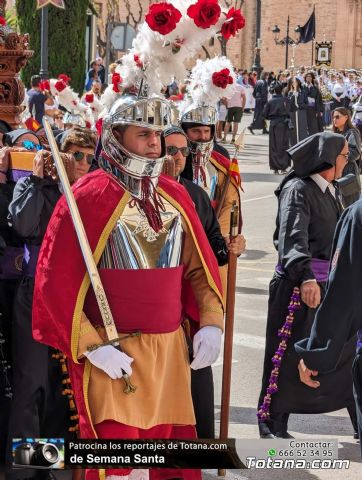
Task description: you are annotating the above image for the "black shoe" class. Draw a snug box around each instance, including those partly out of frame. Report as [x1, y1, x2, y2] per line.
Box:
[262, 129, 269, 134]
[259, 420, 275, 438]
[353, 431, 359, 439]
[275, 431, 294, 439]
[273, 170, 279, 174]
[260, 433, 276, 439]
[248, 126, 255, 135]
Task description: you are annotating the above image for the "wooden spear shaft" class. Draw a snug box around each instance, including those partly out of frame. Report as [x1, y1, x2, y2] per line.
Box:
[218, 201, 239, 477]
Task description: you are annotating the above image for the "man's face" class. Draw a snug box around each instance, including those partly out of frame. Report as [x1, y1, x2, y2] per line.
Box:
[66, 144, 93, 181]
[116, 125, 162, 158]
[92, 82, 101, 94]
[186, 126, 212, 143]
[164, 134, 189, 177]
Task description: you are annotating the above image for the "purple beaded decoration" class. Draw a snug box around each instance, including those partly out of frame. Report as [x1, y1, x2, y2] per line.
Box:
[257, 286, 301, 422]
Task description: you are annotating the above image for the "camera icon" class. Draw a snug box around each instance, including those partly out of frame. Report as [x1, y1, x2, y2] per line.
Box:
[13, 441, 61, 468]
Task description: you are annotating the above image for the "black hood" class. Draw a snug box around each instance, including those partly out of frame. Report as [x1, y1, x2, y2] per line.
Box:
[287, 131, 346, 178]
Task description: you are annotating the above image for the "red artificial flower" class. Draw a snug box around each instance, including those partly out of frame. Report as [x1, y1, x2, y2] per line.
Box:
[187, 0, 221, 29]
[221, 8, 246, 40]
[85, 121, 92, 129]
[95, 118, 103, 136]
[0, 16, 6, 26]
[112, 73, 123, 93]
[57, 73, 71, 84]
[54, 80, 67, 92]
[85, 93, 94, 103]
[145, 2, 182, 35]
[39, 80, 50, 92]
[212, 68, 233, 89]
[134, 54, 144, 69]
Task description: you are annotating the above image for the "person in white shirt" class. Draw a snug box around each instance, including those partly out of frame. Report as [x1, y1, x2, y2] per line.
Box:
[222, 83, 246, 143]
[331, 75, 348, 111]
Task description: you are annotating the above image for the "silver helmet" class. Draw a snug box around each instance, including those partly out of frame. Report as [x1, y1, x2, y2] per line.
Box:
[63, 112, 86, 128]
[180, 103, 217, 168]
[180, 103, 217, 128]
[101, 94, 172, 180]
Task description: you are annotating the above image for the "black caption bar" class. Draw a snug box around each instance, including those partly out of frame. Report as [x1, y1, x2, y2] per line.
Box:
[65, 439, 246, 469]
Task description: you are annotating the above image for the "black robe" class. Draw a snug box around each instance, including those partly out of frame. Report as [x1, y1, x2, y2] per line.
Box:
[295, 200, 362, 455]
[263, 94, 291, 171]
[6, 175, 72, 479]
[304, 84, 324, 135]
[287, 88, 309, 145]
[258, 172, 355, 429]
[250, 79, 268, 130]
[178, 176, 228, 438]
[0, 182, 23, 467]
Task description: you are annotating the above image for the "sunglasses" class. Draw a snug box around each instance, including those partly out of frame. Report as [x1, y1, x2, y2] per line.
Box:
[22, 141, 42, 151]
[166, 145, 190, 157]
[333, 115, 344, 119]
[72, 151, 95, 165]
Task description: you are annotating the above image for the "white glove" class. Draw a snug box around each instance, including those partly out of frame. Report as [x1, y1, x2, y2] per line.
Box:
[190, 326, 222, 370]
[84, 345, 133, 379]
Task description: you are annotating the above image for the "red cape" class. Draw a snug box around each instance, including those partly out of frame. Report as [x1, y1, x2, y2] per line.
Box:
[32, 170, 223, 438]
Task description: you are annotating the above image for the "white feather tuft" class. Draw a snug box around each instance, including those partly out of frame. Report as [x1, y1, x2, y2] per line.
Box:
[100, 85, 121, 111]
[188, 56, 237, 106]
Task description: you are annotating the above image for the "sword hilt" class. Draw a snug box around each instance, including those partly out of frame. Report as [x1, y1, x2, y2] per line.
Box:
[113, 343, 137, 394]
[122, 373, 137, 394]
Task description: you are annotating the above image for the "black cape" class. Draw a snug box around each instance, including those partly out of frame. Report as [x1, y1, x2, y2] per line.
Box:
[295, 200, 362, 370]
[295, 201, 362, 455]
[6, 175, 72, 452]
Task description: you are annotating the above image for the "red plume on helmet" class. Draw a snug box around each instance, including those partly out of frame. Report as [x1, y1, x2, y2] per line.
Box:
[57, 74, 71, 85]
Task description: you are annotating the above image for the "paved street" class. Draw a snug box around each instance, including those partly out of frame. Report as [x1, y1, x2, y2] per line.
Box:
[205, 114, 362, 479]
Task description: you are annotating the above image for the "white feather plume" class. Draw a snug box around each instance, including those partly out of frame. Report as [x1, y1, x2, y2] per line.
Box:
[188, 56, 237, 105]
[116, 0, 230, 96]
[100, 85, 122, 112]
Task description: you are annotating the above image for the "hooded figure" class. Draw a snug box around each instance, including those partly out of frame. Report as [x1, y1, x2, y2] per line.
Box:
[257, 132, 357, 439]
[288, 131, 345, 177]
[263, 81, 291, 174]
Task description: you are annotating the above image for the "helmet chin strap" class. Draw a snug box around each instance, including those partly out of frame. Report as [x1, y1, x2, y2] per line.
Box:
[130, 175, 166, 233]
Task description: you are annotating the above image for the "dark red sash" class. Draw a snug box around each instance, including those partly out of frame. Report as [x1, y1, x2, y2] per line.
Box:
[84, 266, 184, 333]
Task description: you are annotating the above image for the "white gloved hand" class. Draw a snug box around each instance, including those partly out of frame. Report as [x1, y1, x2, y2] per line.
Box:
[190, 326, 222, 370]
[84, 345, 133, 379]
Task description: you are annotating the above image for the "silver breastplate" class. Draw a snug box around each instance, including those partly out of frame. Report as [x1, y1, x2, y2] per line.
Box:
[99, 198, 183, 270]
[193, 161, 219, 200]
